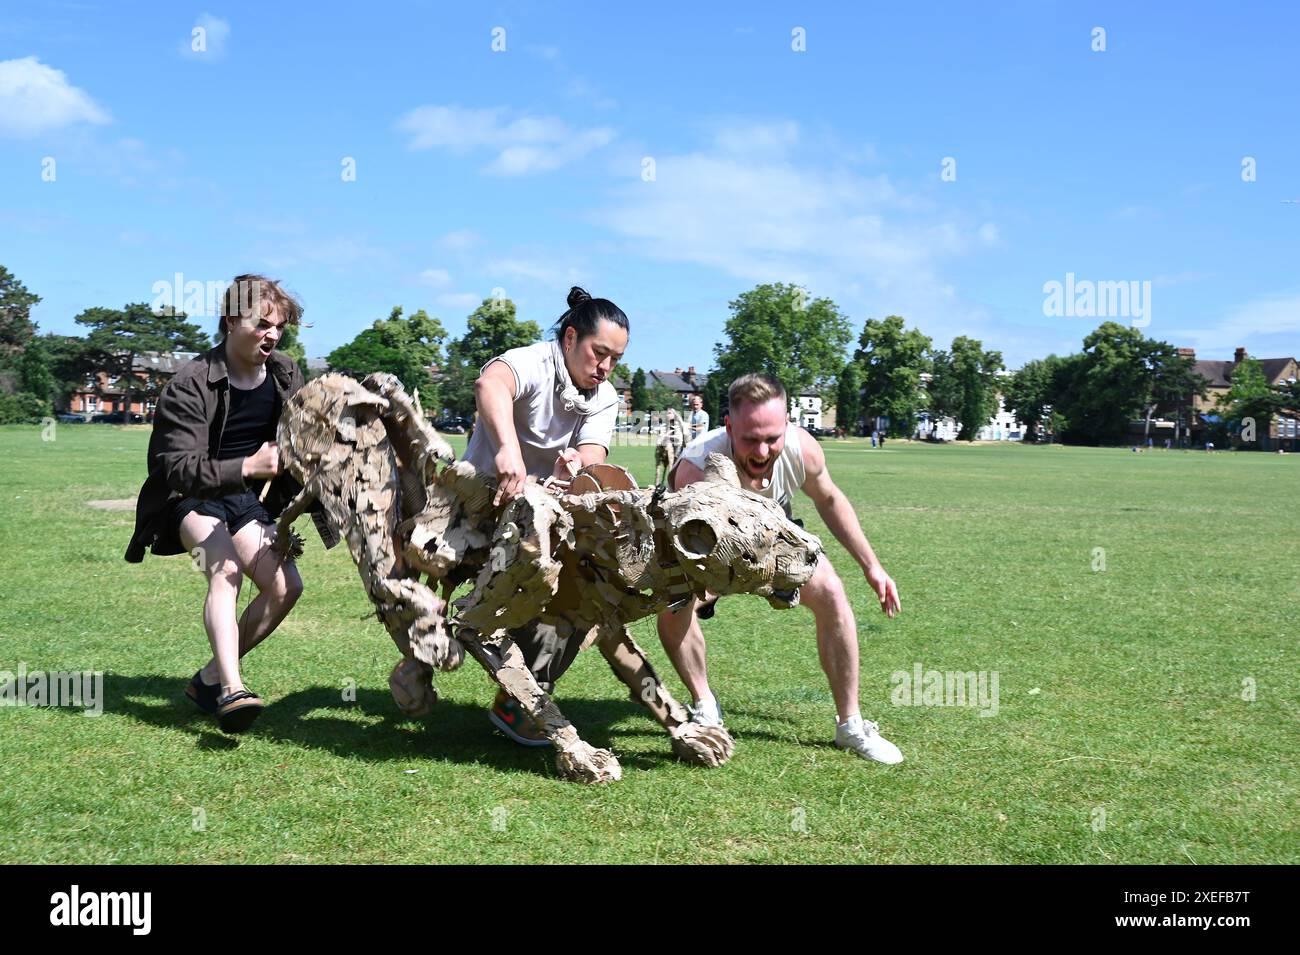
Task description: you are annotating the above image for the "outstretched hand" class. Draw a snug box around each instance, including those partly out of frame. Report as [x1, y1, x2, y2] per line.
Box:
[865, 563, 901, 618]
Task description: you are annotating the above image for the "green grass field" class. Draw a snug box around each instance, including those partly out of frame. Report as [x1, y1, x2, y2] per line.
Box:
[1, 424, 1295, 864]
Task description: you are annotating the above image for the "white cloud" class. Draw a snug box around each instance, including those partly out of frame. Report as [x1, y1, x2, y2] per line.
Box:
[180, 14, 230, 61]
[417, 268, 452, 288]
[596, 149, 966, 287]
[486, 258, 586, 288]
[436, 292, 481, 309]
[1169, 291, 1300, 357]
[592, 120, 1010, 362]
[0, 57, 110, 137]
[395, 104, 614, 175]
[710, 120, 800, 157]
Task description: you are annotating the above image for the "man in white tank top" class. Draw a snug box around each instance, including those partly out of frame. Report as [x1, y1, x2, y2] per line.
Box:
[659, 373, 905, 764]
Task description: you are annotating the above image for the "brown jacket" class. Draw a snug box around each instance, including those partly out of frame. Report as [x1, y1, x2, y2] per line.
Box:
[125, 342, 315, 562]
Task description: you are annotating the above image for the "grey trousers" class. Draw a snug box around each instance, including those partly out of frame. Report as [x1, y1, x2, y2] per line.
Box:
[509, 622, 584, 695]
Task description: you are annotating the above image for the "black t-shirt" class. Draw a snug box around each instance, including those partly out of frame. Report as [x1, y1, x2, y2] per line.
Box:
[218, 374, 278, 460]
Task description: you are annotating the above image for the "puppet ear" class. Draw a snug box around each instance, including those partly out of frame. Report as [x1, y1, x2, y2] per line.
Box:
[702, 452, 740, 487]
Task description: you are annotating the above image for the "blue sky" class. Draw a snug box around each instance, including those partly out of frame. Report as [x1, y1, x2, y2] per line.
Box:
[2, 1, 1297, 371]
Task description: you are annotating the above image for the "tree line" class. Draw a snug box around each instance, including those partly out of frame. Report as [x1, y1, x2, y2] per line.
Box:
[700, 283, 1300, 446]
[0, 265, 310, 423]
[3, 265, 1294, 443]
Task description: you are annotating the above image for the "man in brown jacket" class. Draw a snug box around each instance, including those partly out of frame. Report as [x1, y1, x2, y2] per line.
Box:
[126, 275, 324, 733]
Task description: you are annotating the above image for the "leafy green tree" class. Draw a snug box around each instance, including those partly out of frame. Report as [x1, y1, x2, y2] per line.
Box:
[0, 392, 49, 424]
[630, 368, 648, 412]
[1048, 323, 1202, 445]
[646, 380, 677, 413]
[712, 283, 851, 405]
[439, 297, 541, 416]
[0, 266, 40, 354]
[852, 314, 932, 437]
[1002, 356, 1061, 442]
[701, 370, 723, 424]
[835, 359, 862, 435]
[277, 324, 309, 380]
[76, 303, 211, 419]
[18, 337, 56, 406]
[928, 336, 1004, 441]
[1216, 357, 1280, 445]
[328, 306, 447, 400]
[37, 333, 94, 410]
[1275, 377, 1300, 414]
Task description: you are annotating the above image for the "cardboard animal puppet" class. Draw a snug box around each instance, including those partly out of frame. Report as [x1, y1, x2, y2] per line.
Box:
[273, 373, 823, 783]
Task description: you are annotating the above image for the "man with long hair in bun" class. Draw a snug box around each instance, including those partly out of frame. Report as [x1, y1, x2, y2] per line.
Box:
[464, 286, 628, 745]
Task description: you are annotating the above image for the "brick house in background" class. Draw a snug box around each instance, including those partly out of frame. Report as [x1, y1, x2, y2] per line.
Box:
[649, 366, 709, 407]
[69, 351, 196, 417]
[610, 366, 710, 424]
[1177, 346, 1299, 449]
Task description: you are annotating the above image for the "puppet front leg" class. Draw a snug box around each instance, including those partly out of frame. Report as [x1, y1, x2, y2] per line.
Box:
[270, 485, 315, 559]
[463, 630, 622, 784]
[596, 623, 735, 768]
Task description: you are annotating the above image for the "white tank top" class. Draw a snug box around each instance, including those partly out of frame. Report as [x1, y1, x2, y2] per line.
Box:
[677, 423, 806, 517]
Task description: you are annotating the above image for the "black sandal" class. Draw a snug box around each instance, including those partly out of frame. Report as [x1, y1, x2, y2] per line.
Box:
[216, 689, 264, 734]
[185, 671, 221, 715]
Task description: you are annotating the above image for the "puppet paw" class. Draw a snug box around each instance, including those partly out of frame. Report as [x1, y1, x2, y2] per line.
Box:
[670, 722, 735, 767]
[555, 741, 622, 784]
[388, 657, 437, 717]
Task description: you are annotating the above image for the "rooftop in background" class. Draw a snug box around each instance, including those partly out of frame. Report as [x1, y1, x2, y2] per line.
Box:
[1181, 346, 1299, 388]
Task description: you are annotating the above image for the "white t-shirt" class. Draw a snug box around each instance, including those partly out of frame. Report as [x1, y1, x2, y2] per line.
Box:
[463, 341, 619, 480]
[689, 409, 710, 437]
[676, 424, 806, 517]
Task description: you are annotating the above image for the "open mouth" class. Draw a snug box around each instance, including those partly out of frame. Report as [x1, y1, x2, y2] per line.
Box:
[258, 342, 275, 357]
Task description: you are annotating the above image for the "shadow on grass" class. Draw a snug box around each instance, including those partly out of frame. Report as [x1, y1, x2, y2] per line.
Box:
[91, 673, 713, 777]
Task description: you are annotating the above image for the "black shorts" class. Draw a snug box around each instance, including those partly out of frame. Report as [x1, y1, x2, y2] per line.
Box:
[173, 490, 272, 541]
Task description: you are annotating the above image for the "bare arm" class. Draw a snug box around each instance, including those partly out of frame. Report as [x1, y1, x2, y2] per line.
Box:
[575, 443, 608, 467]
[798, 429, 900, 616]
[474, 360, 526, 505]
[669, 457, 705, 492]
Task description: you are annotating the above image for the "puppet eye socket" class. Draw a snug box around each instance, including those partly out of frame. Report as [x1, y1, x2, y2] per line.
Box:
[676, 519, 717, 560]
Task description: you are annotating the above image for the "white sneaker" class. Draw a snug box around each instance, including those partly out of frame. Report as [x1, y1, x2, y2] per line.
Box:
[689, 697, 724, 727]
[835, 715, 904, 764]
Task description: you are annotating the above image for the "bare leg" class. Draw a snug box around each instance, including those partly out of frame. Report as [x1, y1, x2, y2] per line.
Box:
[180, 513, 246, 697]
[799, 554, 860, 723]
[656, 597, 714, 704]
[197, 520, 303, 686]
